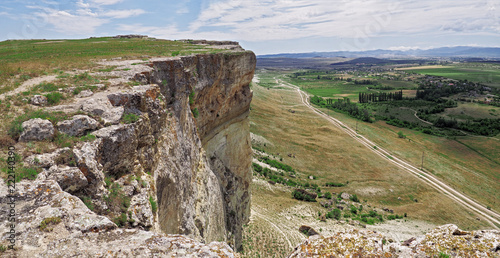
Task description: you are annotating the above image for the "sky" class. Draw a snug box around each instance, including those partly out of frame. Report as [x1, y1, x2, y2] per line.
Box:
[0, 0, 499, 55]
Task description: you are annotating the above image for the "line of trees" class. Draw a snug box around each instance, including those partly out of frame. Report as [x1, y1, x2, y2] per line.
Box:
[359, 90, 403, 103]
[312, 96, 371, 122]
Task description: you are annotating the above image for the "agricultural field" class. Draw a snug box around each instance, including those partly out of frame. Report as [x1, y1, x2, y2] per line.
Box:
[400, 63, 500, 88]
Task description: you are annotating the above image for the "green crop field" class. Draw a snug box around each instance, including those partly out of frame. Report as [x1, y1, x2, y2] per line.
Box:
[403, 65, 500, 87]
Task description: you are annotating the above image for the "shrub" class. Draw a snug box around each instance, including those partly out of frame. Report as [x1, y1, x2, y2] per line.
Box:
[80, 196, 95, 211]
[292, 189, 316, 202]
[39, 217, 61, 232]
[325, 182, 345, 187]
[350, 205, 358, 214]
[45, 92, 64, 105]
[34, 82, 59, 92]
[252, 162, 263, 173]
[149, 196, 158, 213]
[324, 192, 332, 199]
[326, 209, 341, 220]
[350, 194, 360, 203]
[122, 113, 140, 124]
[192, 108, 199, 118]
[397, 131, 406, 139]
[113, 213, 127, 227]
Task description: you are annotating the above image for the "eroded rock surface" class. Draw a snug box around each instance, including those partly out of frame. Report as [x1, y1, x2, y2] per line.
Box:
[288, 224, 500, 257]
[2, 45, 254, 256]
[19, 118, 55, 142]
[56, 115, 99, 136]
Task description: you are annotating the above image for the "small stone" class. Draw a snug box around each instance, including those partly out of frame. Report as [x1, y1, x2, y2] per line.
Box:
[31, 95, 48, 106]
[76, 90, 94, 98]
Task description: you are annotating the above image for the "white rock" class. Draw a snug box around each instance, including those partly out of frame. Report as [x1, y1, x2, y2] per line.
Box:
[19, 118, 55, 142]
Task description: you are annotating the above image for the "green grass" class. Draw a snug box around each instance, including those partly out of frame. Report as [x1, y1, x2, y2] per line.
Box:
[404, 65, 500, 87]
[149, 196, 158, 213]
[8, 110, 70, 139]
[0, 37, 219, 94]
[122, 113, 140, 124]
[39, 217, 62, 232]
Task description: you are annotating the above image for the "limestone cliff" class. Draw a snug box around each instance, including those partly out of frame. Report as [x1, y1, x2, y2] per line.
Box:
[0, 43, 255, 256]
[150, 52, 255, 249]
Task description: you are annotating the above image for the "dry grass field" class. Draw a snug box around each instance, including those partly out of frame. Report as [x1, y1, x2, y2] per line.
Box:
[243, 77, 495, 257]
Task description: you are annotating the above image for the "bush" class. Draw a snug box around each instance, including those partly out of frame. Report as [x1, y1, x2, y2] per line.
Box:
[325, 182, 345, 187]
[397, 131, 406, 138]
[192, 108, 199, 118]
[122, 113, 140, 124]
[39, 217, 61, 232]
[292, 189, 316, 202]
[113, 213, 127, 227]
[149, 196, 157, 213]
[45, 92, 64, 105]
[324, 192, 332, 199]
[326, 209, 341, 220]
[350, 194, 360, 203]
[252, 162, 263, 173]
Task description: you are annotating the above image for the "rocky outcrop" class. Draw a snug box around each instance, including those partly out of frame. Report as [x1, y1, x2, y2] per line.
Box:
[150, 51, 255, 249]
[2, 46, 255, 255]
[56, 115, 99, 136]
[19, 118, 55, 142]
[37, 165, 88, 193]
[288, 224, 500, 257]
[0, 179, 237, 257]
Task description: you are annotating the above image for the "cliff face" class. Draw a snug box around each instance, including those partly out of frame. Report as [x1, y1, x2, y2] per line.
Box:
[150, 51, 255, 248]
[0, 46, 255, 256]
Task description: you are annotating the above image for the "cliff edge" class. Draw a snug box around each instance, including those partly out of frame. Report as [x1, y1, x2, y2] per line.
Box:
[0, 40, 255, 256]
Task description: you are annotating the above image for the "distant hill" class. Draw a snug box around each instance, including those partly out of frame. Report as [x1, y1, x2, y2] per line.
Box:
[258, 46, 500, 59]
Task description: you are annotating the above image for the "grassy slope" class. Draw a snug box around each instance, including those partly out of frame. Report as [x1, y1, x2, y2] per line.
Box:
[0, 37, 215, 94]
[244, 78, 493, 257]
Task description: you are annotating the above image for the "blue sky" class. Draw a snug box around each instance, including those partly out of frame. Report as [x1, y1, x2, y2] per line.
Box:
[1, 0, 499, 54]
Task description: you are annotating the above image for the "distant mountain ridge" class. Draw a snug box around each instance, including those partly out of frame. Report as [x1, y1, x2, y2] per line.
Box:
[258, 46, 500, 59]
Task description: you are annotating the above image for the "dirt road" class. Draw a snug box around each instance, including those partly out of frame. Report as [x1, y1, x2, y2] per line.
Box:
[278, 78, 500, 229]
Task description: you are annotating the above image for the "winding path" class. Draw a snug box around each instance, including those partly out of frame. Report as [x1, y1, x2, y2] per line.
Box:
[276, 78, 500, 229]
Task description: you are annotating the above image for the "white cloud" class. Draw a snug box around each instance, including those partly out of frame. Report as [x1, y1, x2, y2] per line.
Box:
[34, 8, 108, 34]
[103, 9, 146, 19]
[90, 0, 123, 5]
[180, 0, 500, 42]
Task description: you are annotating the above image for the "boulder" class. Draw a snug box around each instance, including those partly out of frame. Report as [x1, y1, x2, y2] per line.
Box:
[81, 97, 123, 124]
[299, 225, 319, 236]
[26, 147, 71, 168]
[31, 95, 48, 106]
[19, 118, 55, 142]
[91, 124, 138, 175]
[107, 85, 160, 115]
[37, 165, 88, 193]
[340, 192, 351, 200]
[56, 115, 99, 137]
[129, 191, 154, 228]
[76, 89, 93, 98]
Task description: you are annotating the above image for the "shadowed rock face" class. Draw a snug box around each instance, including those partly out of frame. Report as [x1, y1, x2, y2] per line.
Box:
[150, 51, 255, 250]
